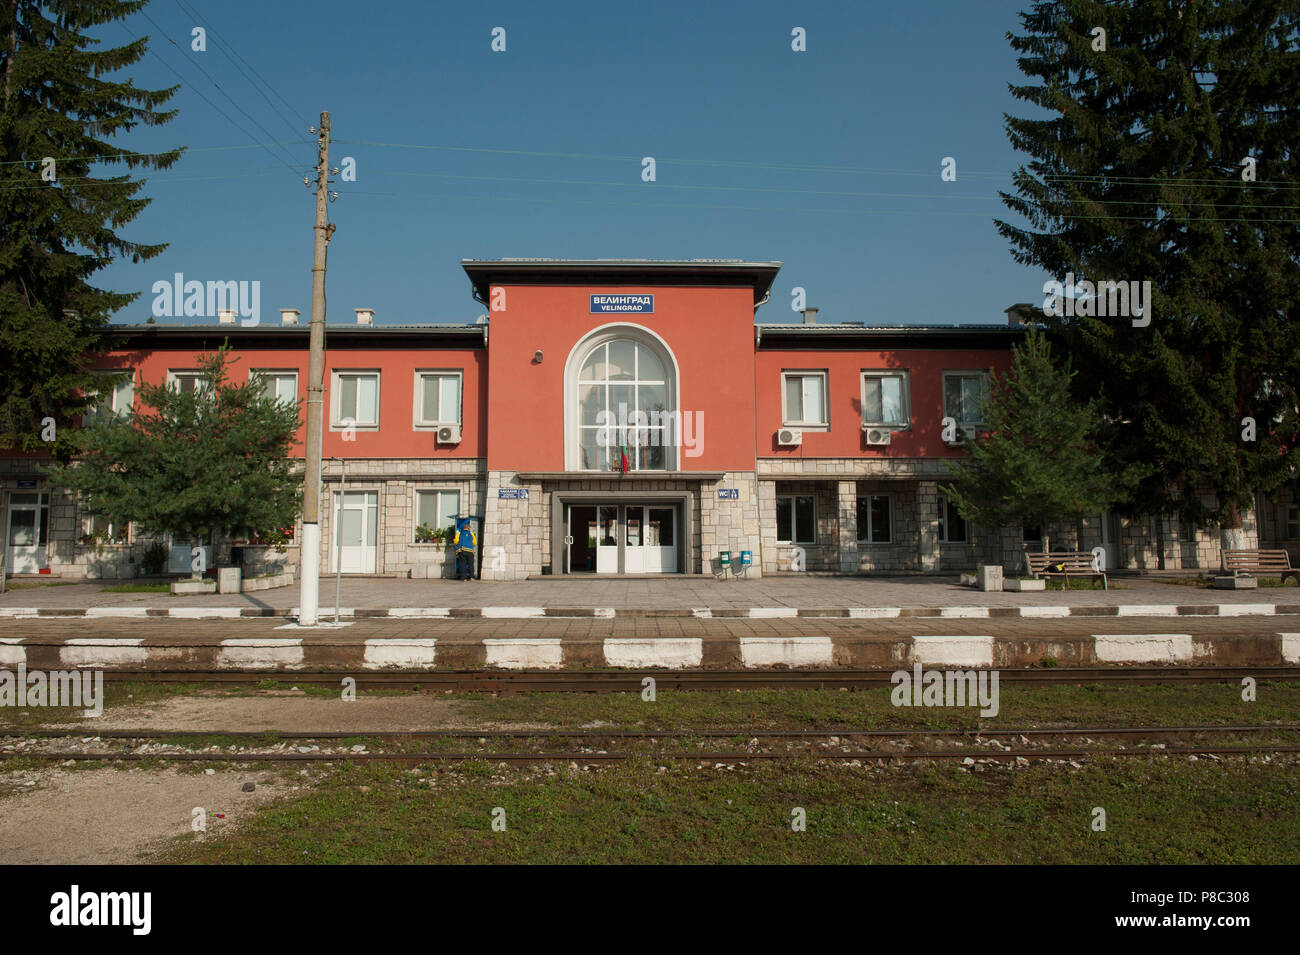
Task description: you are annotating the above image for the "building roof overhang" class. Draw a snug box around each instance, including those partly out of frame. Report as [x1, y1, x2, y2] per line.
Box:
[754, 323, 1028, 350]
[104, 323, 488, 350]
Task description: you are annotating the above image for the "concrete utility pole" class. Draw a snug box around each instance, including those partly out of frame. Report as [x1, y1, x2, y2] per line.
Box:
[299, 111, 334, 625]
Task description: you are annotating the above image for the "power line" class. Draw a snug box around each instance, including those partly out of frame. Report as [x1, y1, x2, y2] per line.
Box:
[0, 141, 310, 169]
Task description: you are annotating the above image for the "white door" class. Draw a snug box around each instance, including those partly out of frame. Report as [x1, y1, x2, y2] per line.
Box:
[6, 493, 49, 573]
[334, 491, 378, 573]
[168, 538, 213, 575]
[645, 506, 677, 573]
[596, 505, 618, 574]
[625, 507, 644, 573]
[1098, 512, 1119, 571]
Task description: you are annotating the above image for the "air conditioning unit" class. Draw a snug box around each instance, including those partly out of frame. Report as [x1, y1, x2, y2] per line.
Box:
[436, 424, 462, 445]
[777, 428, 802, 447]
[864, 427, 891, 446]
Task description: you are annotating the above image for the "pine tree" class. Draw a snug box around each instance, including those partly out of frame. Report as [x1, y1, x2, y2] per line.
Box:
[44, 346, 302, 574]
[995, 0, 1300, 550]
[0, 1, 181, 454]
[942, 328, 1125, 553]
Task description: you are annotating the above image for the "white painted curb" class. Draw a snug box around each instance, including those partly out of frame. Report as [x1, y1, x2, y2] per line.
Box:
[217, 637, 304, 669]
[1093, 633, 1193, 663]
[911, 635, 995, 667]
[604, 638, 703, 669]
[60, 637, 147, 667]
[483, 638, 563, 669]
[363, 638, 437, 669]
[738, 636, 833, 668]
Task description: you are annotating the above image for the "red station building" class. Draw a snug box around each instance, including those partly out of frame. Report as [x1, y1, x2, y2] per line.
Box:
[1, 259, 1268, 581]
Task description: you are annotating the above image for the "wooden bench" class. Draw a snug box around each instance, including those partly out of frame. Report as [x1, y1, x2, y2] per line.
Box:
[1222, 548, 1299, 584]
[1024, 551, 1108, 590]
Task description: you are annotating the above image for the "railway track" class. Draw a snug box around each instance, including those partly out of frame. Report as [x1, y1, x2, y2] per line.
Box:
[5, 724, 1298, 765]
[91, 665, 1300, 691]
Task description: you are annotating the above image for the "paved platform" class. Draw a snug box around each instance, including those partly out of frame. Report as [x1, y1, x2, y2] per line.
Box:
[2, 575, 1299, 620]
[3, 616, 1298, 671]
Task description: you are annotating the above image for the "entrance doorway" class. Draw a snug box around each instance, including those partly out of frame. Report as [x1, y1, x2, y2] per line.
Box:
[562, 502, 677, 574]
[6, 492, 49, 573]
[1098, 512, 1120, 570]
[334, 491, 378, 573]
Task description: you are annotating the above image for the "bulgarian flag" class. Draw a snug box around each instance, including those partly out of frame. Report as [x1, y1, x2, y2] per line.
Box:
[618, 442, 629, 474]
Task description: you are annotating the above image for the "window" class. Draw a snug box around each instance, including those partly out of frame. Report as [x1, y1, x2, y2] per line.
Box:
[939, 494, 967, 543]
[776, 494, 816, 543]
[84, 514, 127, 544]
[332, 371, 380, 428]
[415, 489, 459, 541]
[168, 370, 210, 395]
[856, 494, 892, 543]
[860, 372, 909, 428]
[782, 371, 828, 428]
[415, 372, 462, 427]
[1288, 506, 1300, 540]
[84, 371, 135, 423]
[1023, 525, 1043, 545]
[577, 338, 671, 471]
[943, 371, 989, 427]
[252, 371, 298, 408]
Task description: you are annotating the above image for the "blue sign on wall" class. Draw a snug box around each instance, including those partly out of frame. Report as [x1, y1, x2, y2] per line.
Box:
[590, 294, 653, 314]
[717, 488, 740, 500]
[498, 488, 530, 500]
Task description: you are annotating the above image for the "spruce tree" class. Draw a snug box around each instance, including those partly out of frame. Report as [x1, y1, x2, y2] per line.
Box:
[0, 1, 181, 454]
[942, 328, 1124, 554]
[996, 0, 1300, 550]
[44, 346, 302, 574]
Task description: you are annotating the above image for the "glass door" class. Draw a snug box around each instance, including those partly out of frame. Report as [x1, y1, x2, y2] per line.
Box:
[596, 505, 619, 574]
[335, 491, 378, 573]
[6, 493, 48, 573]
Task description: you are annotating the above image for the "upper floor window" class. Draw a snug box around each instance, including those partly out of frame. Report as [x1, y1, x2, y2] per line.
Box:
[415, 371, 462, 428]
[168, 370, 210, 396]
[943, 371, 989, 428]
[782, 371, 828, 428]
[252, 370, 298, 408]
[576, 337, 672, 471]
[332, 371, 380, 429]
[860, 371, 909, 429]
[84, 371, 135, 424]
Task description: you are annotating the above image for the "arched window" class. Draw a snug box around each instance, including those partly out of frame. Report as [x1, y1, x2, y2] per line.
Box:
[569, 329, 677, 471]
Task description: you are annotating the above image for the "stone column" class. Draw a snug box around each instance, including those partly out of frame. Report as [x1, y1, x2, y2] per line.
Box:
[837, 481, 858, 574]
[917, 480, 940, 572]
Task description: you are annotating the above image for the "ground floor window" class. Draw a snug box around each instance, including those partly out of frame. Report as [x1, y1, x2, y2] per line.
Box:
[415, 489, 459, 542]
[1022, 525, 1043, 545]
[856, 494, 892, 543]
[939, 494, 967, 543]
[84, 514, 128, 544]
[776, 494, 816, 543]
[1288, 505, 1300, 540]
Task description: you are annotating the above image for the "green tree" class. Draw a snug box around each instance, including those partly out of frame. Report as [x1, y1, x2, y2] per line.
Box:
[44, 346, 302, 575]
[942, 328, 1124, 554]
[996, 0, 1300, 550]
[0, 1, 181, 454]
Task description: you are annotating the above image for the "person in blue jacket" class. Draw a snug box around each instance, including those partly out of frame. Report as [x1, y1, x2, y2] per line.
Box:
[454, 518, 477, 581]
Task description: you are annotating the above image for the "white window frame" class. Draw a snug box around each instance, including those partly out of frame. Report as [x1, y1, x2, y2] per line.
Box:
[250, 369, 299, 408]
[330, 370, 381, 430]
[776, 494, 817, 544]
[939, 493, 968, 544]
[942, 370, 990, 428]
[856, 493, 893, 544]
[167, 370, 210, 395]
[413, 488, 461, 542]
[84, 370, 136, 424]
[84, 513, 129, 544]
[860, 371, 911, 430]
[781, 370, 829, 430]
[413, 370, 464, 429]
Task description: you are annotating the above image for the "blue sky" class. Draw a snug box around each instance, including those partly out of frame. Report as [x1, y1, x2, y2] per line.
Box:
[96, 0, 1051, 327]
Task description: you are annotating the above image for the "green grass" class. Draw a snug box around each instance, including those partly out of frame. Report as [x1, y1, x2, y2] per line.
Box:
[99, 582, 171, 593]
[158, 755, 1300, 864]
[2, 579, 80, 590]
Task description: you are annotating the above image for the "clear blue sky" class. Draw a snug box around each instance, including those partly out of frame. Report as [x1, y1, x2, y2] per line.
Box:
[96, 0, 1051, 327]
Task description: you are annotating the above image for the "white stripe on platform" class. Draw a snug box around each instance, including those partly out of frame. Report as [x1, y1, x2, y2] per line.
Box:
[1017, 606, 1071, 618]
[1217, 604, 1275, 617]
[217, 637, 304, 669]
[0, 608, 38, 618]
[1093, 633, 1193, 663]
[0, 637, 25, 666]
[1280, 634, 1300, 664]
[748, 607, 798, 618]
[939, 607, 990, 618]
[60, 637, 147, 667]
[1115, 605, 1180, 617]
[848, 607, 901, 618]
[911, 635, 995, 667]
[604, 638, 703, 669]
[388, 608, 451, 618]
[593, 608, 616, 618]
[363, 638, 437, 669]
[290, 608, 354, 619]
[483, 638, 563, 669]
[169, 607, 243, 619]
[481, 606, 545, 618]
[691, 608, 713, 618]
[85, 607, 150, 618]
[738, 636, 834, 668]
